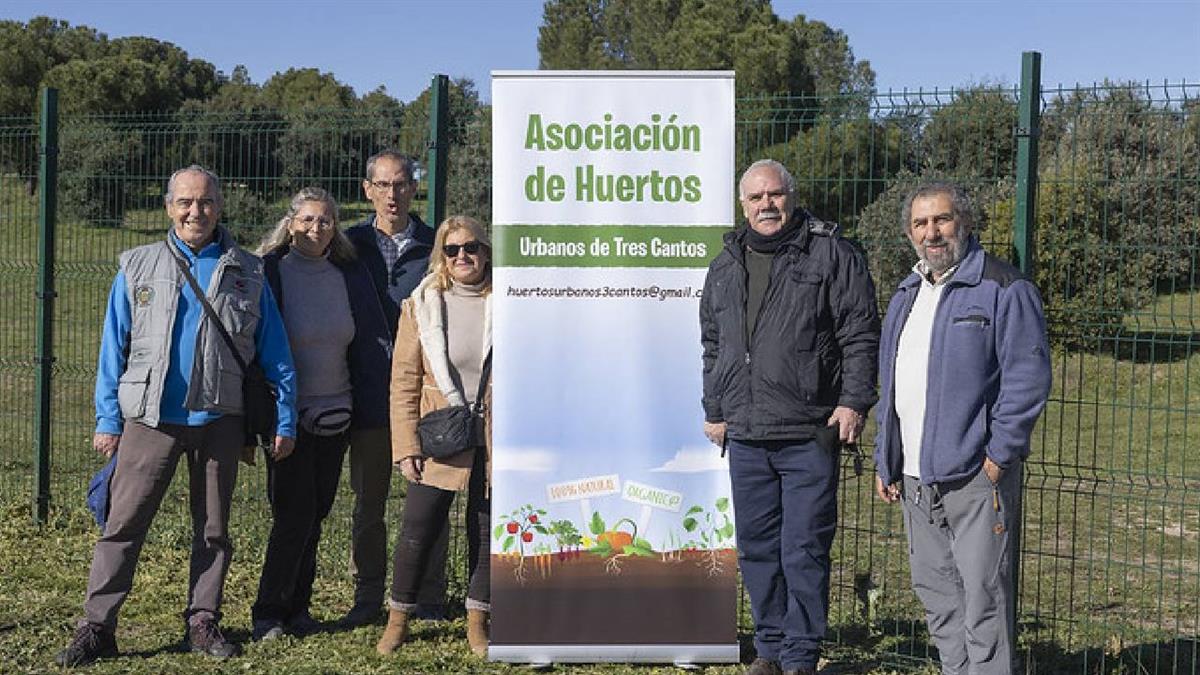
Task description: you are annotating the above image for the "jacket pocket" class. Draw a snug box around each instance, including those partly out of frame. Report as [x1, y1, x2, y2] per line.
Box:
[814, 423, 841, 454]
[117, 363, 152, 419]
[213, 366, 244, 410]
[788, 328, 819, 402]
[223, 297, 261, 340]
[216, 297, 261, 366]
[952, 314, 991, 328]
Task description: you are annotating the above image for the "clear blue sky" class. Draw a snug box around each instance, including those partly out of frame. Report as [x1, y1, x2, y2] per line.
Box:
[3, 0, 1197, 103]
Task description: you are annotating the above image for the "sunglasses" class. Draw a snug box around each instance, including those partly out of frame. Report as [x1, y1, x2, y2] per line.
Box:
[443, 241, 482, 257]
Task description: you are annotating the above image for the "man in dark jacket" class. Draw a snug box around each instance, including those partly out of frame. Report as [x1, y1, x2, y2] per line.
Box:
[340, 150, 446, 626]
[874, 182, 1050, 675]
[700, 159, 880, 675]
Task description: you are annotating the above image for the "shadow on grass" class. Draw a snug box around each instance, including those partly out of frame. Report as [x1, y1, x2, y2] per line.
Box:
[121, 641, 189, 660]
[1106, 330, 1199, 364]
[1023, 636, 1198, 674]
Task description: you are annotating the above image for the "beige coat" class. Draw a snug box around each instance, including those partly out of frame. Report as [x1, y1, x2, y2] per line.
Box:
[390, 275, 492, 492]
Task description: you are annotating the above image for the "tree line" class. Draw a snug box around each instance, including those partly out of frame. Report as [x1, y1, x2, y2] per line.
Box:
[0, 16, 487, 233]
[1, 4, 1197, 344]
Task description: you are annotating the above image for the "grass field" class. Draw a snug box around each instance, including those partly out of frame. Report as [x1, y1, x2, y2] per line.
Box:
[0, 497, 937, 675]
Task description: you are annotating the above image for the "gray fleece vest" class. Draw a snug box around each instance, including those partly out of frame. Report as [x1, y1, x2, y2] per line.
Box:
[116, 228, 264, 427]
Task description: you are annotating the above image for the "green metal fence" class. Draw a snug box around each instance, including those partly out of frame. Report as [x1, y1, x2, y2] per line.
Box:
[733, 66, 1197, 672]
[1, 57, 1196, 672]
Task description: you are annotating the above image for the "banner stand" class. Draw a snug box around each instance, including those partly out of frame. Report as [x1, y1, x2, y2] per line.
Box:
[490, 70, 738, 664]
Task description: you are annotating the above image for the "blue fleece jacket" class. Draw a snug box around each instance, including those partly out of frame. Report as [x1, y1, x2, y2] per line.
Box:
[95, 231, 297, 437]
[874, 238, 1051, 486]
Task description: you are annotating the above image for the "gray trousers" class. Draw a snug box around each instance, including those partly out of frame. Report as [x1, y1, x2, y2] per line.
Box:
[901, 464, 1022, 675]
[348, 427, 447, 608]
[83, 417, 242, 629]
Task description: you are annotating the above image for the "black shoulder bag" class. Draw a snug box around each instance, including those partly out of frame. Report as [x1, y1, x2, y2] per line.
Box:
[417, 351, 491, 459]
[167, 244, 277, 448]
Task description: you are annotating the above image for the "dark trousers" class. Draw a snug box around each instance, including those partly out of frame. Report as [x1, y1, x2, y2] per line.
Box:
[84, 417, 243, 628]
[390, 448, 490, 607]
[728, 437, 840, 671]
[348, 427, 450, 609]
[252, 429, 350, 622]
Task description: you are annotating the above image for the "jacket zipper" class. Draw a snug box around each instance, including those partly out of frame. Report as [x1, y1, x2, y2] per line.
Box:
[737, 243, 801, 430]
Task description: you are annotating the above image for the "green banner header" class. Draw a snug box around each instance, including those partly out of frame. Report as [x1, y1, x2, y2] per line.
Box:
[494, 224, 729, 268]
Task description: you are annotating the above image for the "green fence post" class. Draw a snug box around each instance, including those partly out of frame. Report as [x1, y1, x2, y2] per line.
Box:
[34, 87, 59, 525]
[425, 74, 449, 230]
[1011, 50, 1040, 664]
[1013, 51, 1041, 275]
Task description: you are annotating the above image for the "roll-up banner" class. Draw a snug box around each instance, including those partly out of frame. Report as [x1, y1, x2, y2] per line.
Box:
[490, 71, 738, 665]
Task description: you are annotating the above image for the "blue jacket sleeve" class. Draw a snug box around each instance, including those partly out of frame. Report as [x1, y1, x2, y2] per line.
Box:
[987, 278, 1052, 467]
[255, 281, 297, 438]
[95, 272, 131, 435]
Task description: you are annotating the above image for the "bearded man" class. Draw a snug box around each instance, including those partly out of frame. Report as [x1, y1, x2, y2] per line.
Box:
[874, 181, 1051, 675]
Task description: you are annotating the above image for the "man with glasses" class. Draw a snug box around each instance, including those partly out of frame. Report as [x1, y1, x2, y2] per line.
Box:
[56, 165, 296, 666]
[341, 150, 447, 627]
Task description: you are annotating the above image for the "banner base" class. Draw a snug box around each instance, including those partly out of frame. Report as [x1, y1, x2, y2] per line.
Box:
[488, 644, 740, 664]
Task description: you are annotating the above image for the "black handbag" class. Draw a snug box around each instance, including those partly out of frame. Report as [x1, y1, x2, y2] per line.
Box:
[168, 244, 277, 448]
[417, 351, 491, 459]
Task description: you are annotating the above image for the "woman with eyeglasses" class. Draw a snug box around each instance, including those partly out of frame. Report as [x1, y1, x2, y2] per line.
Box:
[251, 187, 391, 640]
[377, 215, 493, 658]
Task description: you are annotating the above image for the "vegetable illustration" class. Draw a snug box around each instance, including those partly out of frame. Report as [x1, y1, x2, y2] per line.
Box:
[587, 511, 654, 574]
[660, 530, 686, 564]
[547, 519, 583, 561]
[682, 497, 735, 576]
[598, 525, 633, 551]
[492, 503, 548, 582]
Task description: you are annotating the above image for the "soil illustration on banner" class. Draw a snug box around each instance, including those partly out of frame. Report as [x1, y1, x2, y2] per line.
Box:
[491, 479, 737, 644]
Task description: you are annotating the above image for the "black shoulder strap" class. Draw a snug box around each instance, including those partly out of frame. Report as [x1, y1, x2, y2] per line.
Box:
[165, 241, 249, 376]
[472, 350, 492, 414]
[263, 251, 284, 313]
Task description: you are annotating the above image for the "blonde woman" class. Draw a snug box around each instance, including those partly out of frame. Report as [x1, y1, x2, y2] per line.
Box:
[377, 215, 492, 657]
[251, 187, 391, 640]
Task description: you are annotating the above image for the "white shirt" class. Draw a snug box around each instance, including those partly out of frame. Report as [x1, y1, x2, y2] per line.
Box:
[894, 263, 954, 479]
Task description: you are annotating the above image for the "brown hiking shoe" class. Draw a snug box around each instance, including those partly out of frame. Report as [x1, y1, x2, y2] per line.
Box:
[466, 608, 489, 657]
[183, 617, 238, 658]
[55, 622, 117, 667]
[375, 609, 409, 655]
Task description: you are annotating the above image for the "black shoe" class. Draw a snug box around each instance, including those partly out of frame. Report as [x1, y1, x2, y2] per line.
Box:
[745, 657, 783, 675]
[55, 622, 118, 667]
[251, 619, 284, 642]
[284, 611, 321, 636]
[183, 617, 238, 658]
[784, 668, 817, 675]
[337, 602, 382, 629]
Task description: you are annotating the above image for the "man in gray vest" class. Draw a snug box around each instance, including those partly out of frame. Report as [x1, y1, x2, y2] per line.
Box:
[56, 165, 297, 667]
[874, 182, 1051, 674]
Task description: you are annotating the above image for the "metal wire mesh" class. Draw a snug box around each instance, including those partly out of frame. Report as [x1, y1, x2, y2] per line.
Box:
[0, 79, 1196, 672]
